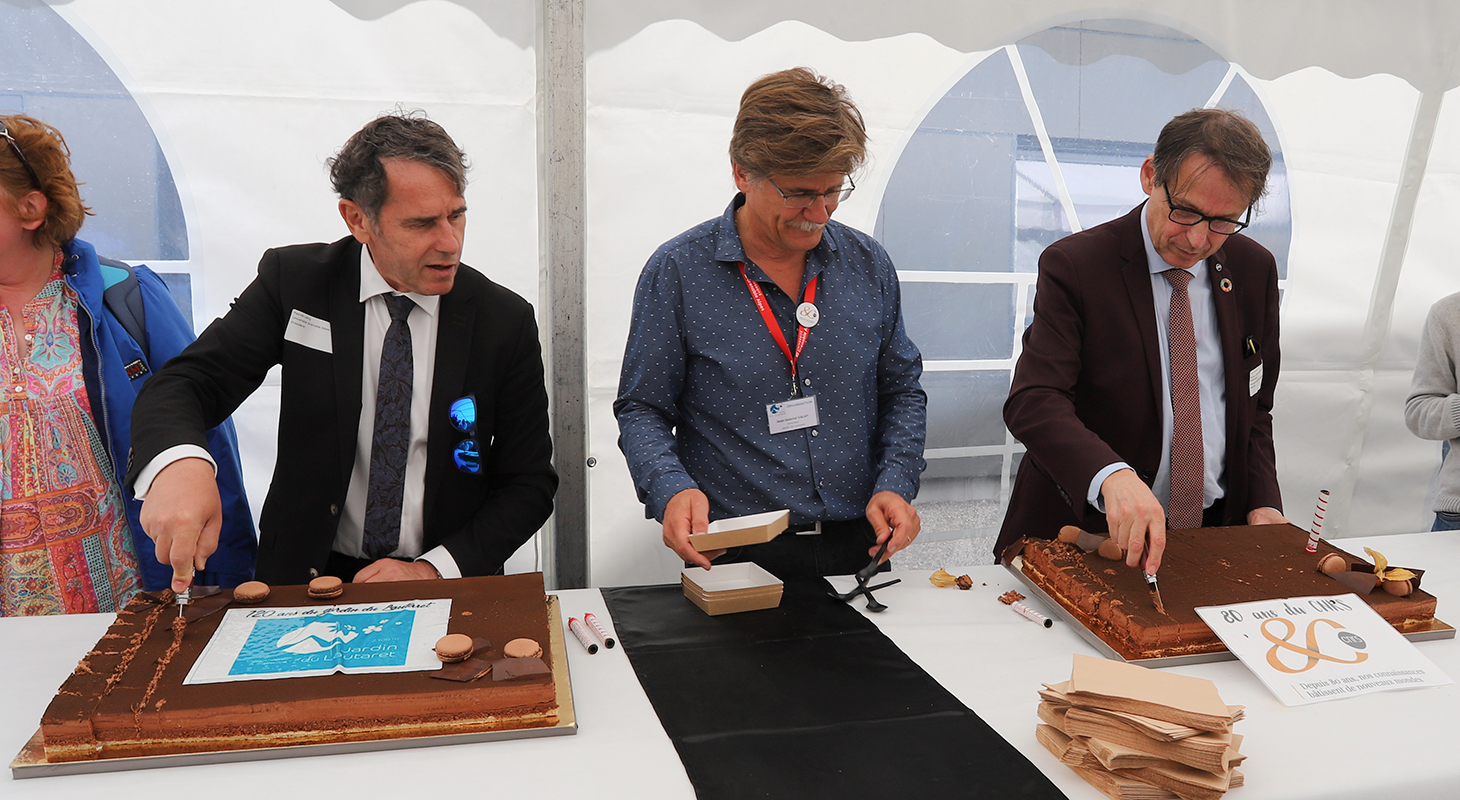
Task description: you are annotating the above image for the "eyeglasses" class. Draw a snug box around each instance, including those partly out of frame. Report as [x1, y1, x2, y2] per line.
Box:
[0, 120, 42, 191]
[767, 176, 855, 209]
[1163, 184, 1250, 235]
[449, 395, 481, 474]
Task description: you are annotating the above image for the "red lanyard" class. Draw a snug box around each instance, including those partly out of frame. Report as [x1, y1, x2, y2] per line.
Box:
[739, 262, 818, 396]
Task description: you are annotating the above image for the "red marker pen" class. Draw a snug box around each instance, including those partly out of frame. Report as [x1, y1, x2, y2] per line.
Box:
[568, 617, 598, 655]
[584, 612, 616, 649]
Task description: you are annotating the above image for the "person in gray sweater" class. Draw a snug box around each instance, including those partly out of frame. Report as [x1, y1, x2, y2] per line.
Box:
[1405, 291, 1460, 531]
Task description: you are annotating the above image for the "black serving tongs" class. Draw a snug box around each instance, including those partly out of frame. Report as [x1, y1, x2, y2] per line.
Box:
[828, 539, 902, 612]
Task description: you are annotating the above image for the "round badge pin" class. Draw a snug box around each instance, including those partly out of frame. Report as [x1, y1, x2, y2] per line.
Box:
[796, 302, 820, 328]
[1219, 277, 1233, 293]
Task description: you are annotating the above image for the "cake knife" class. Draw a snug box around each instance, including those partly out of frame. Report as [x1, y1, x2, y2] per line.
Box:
[175, 567, 193, 618]
[1142, 552, 1166, 615]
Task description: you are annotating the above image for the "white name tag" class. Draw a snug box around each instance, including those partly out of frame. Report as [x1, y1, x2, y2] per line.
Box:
[766, 395, 819, 434]
[1249, 361, 1263, 396]
[284, 309, 333, 354]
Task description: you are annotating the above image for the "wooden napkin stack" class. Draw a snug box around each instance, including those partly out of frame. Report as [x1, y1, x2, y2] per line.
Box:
[1037, 654, 1246, 800]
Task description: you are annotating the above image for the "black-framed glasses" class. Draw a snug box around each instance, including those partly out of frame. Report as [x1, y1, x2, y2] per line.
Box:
[1162, 183, 1250, 235]
[767, 176, 855, 209]
[0, 120, 42, 191]
[449, 395, 481, 474]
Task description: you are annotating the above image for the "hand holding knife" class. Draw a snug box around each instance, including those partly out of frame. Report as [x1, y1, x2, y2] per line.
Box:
[1059, 525, 1166, 614]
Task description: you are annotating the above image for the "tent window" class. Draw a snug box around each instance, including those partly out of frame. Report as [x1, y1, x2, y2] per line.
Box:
[0, 3, 189, 266]
[876, 19, 1292, 556]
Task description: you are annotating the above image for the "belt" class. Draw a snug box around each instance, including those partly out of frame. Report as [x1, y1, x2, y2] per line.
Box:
[785, 519, 868, 536]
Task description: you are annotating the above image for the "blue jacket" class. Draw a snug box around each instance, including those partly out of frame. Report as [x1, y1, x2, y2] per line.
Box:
[62, 238, 257, 590]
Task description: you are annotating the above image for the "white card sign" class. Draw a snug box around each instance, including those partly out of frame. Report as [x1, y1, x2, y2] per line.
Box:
[1196, 594, 1451, 706]
[183, 599, 452, 685]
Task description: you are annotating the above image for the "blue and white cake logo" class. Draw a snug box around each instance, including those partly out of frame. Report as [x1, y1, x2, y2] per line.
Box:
[230, 610, 416, 675]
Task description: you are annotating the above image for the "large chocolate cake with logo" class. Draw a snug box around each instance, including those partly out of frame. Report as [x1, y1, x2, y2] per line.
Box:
[1015, 524, 1439, 660]
[39, 573, 559, 762]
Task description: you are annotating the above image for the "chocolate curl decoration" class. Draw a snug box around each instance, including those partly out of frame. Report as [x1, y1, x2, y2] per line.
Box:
[1304, 489, 1330, 553]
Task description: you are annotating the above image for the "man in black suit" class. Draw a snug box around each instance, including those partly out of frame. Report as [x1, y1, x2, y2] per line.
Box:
[127, 112, 556, 590]
[999, 109, 1287, 572]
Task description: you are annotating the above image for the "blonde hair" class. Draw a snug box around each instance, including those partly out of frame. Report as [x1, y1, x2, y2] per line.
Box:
[729, 68, 867, 179]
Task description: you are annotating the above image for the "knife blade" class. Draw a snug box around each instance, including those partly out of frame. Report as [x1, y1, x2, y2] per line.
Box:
[1142, 549, 1166, 615]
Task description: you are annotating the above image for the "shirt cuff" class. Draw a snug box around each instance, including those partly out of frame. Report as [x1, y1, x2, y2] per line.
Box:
[416, 546, 461, 579]
[872, 473, 919, 504]
[648, 474, 700, 522]
[1088, 462, 1132, 514]
[132, 445, 218, 500]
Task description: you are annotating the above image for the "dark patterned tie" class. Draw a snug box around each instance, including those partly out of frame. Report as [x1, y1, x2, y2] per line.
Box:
[1163, 268, 1204, 530]
[363, 294, 415, 559]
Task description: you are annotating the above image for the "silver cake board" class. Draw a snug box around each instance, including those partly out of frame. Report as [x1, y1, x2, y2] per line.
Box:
[1004, 557, 1454, 668]
[12, 597, 578, 778]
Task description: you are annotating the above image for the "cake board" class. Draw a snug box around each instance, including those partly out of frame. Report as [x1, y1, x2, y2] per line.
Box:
[1004, 557, 1454, 668]
[10, 596, 578, 779]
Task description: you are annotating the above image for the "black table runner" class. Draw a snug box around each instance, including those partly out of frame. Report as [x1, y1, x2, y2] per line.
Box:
[601, 580, 1065, 799]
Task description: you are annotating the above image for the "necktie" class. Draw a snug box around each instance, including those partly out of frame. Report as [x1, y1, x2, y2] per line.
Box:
[1163, 268, 1203, 530]
[363, 294, 415, 560]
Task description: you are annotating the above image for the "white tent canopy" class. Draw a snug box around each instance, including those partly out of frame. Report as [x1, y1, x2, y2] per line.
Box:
[5, 0, 1459, 587]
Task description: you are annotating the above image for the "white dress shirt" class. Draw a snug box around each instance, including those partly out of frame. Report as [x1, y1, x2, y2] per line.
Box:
[1088, 208, 1227, 512]
[135, 245, 462, 578]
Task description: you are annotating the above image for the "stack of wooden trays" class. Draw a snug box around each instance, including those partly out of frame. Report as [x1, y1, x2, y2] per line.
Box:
[681, 562, 784, 616]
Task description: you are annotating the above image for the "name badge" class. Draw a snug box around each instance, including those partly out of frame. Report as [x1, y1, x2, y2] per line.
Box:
[284, 309, 333, 353]
[766, 395, 819, 434]
[1249, 361, 1263, 396]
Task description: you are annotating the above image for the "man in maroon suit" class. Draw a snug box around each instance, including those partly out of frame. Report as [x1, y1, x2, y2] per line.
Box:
[997, 109, 1289, 572]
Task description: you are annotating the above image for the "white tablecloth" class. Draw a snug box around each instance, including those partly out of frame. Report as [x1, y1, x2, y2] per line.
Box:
[4, 532, 1457, 799]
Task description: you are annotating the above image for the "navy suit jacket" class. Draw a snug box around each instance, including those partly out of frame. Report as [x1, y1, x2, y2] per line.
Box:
[996, 205, 1281, 558]
[127, 237, 557, 583]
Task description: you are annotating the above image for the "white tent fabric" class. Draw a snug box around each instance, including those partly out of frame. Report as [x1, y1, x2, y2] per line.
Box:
[10, 0, 1460, 587]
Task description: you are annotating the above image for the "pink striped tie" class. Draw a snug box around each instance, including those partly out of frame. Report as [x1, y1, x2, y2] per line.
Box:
[1164, 269, 1203, 530]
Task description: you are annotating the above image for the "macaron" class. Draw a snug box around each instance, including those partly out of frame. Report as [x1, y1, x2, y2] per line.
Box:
[503, 638, 542, 659]
[233, 581, 271, 604]
[435, 633, 475, 663]
[1096, 538, 1124, 561]
[1317, 553, 1348, 574]
[308, 575, 344, 599]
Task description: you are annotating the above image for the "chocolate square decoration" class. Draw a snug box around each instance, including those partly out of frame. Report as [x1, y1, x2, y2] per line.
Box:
[490, 657, 550, 681]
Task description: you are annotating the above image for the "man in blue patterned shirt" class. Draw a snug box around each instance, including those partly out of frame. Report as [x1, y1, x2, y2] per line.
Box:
[615, 68, 927, 579]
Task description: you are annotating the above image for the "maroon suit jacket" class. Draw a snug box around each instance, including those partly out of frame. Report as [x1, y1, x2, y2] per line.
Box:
[995, 204, 1282, 559]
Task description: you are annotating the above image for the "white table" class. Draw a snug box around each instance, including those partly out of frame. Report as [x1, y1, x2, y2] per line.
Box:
[5, 532, 1457, 799]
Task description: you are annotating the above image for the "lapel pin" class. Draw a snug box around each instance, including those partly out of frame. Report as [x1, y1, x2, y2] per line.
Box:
[1219, 277, 1233, 293]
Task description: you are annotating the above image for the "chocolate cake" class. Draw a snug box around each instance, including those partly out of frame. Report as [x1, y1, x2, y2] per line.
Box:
[40, 573, 560, 762]
[1016, 524, 1439, 660]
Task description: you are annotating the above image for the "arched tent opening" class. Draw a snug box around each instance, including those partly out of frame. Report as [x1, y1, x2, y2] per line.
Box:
[0, 3, 193, 323]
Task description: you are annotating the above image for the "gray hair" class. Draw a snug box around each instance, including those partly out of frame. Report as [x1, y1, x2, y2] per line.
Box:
[327, 110, 469, 222]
